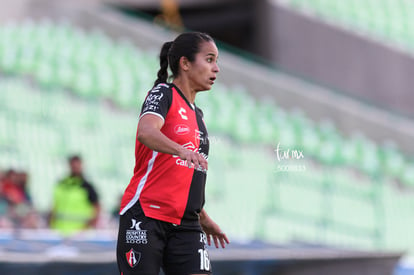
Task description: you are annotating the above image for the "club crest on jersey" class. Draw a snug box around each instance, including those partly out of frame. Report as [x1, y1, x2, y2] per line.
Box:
[174, 124, 190, 135]
[126, 248, 141, 268]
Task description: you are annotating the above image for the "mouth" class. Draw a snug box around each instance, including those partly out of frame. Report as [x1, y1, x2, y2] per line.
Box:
[209, 77, 216, 84]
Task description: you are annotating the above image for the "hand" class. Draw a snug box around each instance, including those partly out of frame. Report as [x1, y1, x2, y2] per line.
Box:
[178, 147, 208, 171]
[200, 212, 229, 248]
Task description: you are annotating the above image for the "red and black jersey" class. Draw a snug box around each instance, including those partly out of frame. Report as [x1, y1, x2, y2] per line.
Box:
[120, 83, 209, 226]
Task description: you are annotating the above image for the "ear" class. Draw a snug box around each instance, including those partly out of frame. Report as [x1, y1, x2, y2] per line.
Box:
[179, 56, 190, 71]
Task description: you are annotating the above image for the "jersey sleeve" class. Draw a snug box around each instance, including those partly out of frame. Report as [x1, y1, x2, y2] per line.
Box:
[82, 181, 99, 204]
[139, 84, 172, 122]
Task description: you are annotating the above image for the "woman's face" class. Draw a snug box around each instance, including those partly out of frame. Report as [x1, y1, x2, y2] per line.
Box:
[186, 41, 220, 92]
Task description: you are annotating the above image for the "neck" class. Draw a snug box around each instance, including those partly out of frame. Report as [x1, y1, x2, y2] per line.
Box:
[71, 173, 82, 178]
[173, 78, 196, 104]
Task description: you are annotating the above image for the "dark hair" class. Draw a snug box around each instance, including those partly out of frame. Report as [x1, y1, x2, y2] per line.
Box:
[68, 155, 82, 163]
[153, 32, 214, 87]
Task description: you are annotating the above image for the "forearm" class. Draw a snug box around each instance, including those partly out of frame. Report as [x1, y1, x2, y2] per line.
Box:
[87, 203, 101, 228]
[199, 209, 230, 248]
[138, 125, 184, 156]
[199, 208, 211, 227]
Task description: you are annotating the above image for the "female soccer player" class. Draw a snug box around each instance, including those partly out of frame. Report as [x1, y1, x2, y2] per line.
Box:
[117, 32, 229, 275]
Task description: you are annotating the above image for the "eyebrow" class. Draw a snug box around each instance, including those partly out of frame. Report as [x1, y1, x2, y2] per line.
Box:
[206, 53, 218, 58]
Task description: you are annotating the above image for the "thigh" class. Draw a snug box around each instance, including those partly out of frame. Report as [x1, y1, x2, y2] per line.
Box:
[163, 228, 212, 275]
[117, 203, 166, 275]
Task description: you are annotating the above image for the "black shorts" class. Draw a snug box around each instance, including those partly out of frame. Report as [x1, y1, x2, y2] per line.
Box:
[116, 202, 212, 275]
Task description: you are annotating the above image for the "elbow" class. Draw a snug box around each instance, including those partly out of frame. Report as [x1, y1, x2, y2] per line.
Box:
[137, 127, 152, 145]
[137, 131, 147, 144]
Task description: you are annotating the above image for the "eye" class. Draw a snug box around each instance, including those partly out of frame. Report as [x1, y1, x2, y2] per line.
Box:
[207, 57, 213, 63]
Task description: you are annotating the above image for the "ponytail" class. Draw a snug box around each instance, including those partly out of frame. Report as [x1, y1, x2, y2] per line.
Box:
[153, 41, 173, 87]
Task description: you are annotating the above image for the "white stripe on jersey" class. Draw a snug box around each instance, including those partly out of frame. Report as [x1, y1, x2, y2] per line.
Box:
[120, 151, 158, 215]
[139, 112, 165, 123]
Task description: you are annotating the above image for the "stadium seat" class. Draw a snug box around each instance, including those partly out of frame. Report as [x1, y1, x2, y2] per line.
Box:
[285, 0, 414, 51]
[381, 142, 406, 179]
[401, 163, 414, 188]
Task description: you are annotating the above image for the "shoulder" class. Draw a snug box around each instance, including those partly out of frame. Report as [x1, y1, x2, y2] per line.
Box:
[81, 179, 96, 191]
[143, 83, 173, 105]
[57, 176, 70, 185]
[149, 83, 173, 96]
[80, 179, 99, 203]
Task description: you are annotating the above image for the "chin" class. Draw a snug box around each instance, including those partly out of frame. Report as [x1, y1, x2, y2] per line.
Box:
[204, 84, 213, 91]
[197, 85, 211, 92]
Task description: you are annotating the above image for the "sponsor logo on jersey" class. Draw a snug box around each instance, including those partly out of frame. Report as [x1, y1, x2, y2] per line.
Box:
[172, 142, 206, 172]
[177, 142, 197, 153]
[125, 248, 141, 268]
[200, 232, 208, 245]
[172, 142, 207, 172]
[195, 130, 209, 145]
[145, 93, 164, 106]
[126, 219, 148, 244]
[178, 107, 188, 120]
[142, 89, 164, 113]
[174, 124, 190, 135]
[173, 141, 196, 168]
[172, 142, 197, 160]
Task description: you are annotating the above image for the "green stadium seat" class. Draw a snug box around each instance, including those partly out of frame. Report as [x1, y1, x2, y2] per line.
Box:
[0, 111, 13, 148]
[358, 138, 381, 178]
[381, 142, 406, 179]
[299, 123, 320, 158]
[285, 0, 414, 51]
[401, 163, 414, 188]
[0, 47, 19, 74]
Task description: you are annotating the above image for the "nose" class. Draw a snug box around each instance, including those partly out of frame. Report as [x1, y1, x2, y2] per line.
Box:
[213, 63, 220, 73]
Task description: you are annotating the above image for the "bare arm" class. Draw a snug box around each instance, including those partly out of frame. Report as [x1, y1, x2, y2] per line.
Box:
[87, 203, 101, 228]
[137, 114, 208, 170]
[200, 209, 230, 248]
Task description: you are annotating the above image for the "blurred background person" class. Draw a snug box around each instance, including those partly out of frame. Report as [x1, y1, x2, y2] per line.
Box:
[1, 170, 24, 205]
[48, 155, 101, 235]
[0, 169, 42, 229]
[0, 169, 13, 228]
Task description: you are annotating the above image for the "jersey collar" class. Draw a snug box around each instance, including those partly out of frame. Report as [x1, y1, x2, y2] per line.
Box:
[170, 83, 195, 111]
